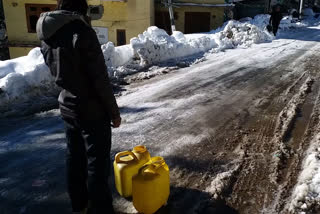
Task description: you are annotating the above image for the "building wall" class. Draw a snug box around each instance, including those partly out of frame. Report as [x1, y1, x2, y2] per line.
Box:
[3, 0, 154, 58]
[90, 0, 154, 45]
[3, 0, 56, 46]
[177, 7, 224, 33]
[9, 47, 33, 59]
[156, 5, 225, 33]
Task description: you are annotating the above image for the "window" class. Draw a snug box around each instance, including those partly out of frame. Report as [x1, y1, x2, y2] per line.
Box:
[88, 5, 104, 20]
[25, 4, 56, 33]
[117, 29, 126, 46]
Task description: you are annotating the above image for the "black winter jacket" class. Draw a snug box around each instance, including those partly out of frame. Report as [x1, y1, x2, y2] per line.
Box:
[36, 10, 120, 122]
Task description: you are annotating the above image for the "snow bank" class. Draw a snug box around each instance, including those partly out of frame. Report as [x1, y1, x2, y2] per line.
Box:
[212, 19, 273, 51]
[280, 16, 309, 30]
[303, 8, 315, 17]
[101, 42, 134, 69]
[0, 48, 59, 116]
[244, 13, 307, 31]
[130, 15, 275, 66]
[205, 165, 240, 200]
[250, 14, 270, 29]
[0, 48, 56, 102]
[289, 134, 320, 213]
[130, 27, 217, 65]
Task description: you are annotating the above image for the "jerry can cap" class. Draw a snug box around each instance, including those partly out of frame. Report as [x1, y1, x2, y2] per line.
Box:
[133, 145, 147, 154]
[151, 156, 165, 165]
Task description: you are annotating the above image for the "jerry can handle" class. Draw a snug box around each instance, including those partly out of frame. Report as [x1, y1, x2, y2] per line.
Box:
[139, 164, 153, 176]
[139, 159, 165, 175]
[115, 151, 138, 164]
[152, 159, 165, 170]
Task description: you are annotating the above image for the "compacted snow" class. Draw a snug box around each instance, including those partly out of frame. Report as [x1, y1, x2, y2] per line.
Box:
[289, 134, 320, 213]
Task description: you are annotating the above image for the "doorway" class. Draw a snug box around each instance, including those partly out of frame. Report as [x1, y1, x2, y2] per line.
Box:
[117, 29, 126, 46]
[184, 12, 211, 34]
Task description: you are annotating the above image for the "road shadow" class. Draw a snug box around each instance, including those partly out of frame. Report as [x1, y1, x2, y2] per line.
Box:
[111, 149, 240, 214]
[0, 147, 70, 214]
[164, 155, 228, 174]
[156, 186, 238, 214]
[113, 186, 238, 214]
[0, 111, 240, 214]
[0, 140, 240, 214]
[120, 106, 156, 114]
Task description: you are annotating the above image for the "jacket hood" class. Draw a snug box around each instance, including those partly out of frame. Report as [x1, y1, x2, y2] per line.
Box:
[36, 10, 89, 40]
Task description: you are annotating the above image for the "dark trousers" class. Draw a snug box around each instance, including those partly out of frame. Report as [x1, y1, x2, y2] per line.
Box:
[64, 118, 114, 214]
[272, 23, 280, 36]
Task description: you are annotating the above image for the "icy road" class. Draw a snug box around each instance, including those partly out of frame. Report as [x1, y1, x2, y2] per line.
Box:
[1, 26, 320, 214]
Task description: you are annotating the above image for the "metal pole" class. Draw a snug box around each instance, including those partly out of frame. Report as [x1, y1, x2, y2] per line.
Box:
[267, 0, 272, 13]
[299, 0, 304, 19]
[168, 0, 176, 32]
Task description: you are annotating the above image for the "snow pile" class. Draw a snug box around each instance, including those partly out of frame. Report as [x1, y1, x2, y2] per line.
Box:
[0, 48, 54, 97]
[0, 48, 58, 113]
[289, 134, 320, 213]
[280, 16, 296, 30]
[303, 8, 315, 17]
[213, 19, 273, 51]
[130, 26, 217, 65]
[130, 15, 276, 66]
[250, 14, 270, 29]
[280, 16, 309, 30]
[205, 155, 244, 200]
[246, 13, 308, 30]
[101, 42, 134, 69]
[205, 168, 238, 199]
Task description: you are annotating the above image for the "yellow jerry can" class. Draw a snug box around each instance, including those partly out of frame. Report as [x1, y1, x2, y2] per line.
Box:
[132, 157, 170, 214]
[113, 145, 151, 197]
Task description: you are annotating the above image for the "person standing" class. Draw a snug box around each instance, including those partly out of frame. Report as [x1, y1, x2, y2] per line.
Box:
[36, 0, 121, 213]
[269, 5, 283, 36]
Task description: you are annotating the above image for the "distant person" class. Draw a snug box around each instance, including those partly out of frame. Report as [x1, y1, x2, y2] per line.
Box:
[269, 5, 283, 36]
[292, 10, 299, 19]
[36, 0, 121, 213]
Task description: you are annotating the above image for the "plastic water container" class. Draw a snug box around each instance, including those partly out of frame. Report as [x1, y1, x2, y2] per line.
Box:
[132, 157, 170, 214]
[113, 145, 151, 197]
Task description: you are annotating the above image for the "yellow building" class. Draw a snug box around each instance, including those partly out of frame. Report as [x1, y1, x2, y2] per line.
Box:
[155, 0, 232, 34]
[2, 0, 230, 59]
[90, 0, 154, 46]
[2, 0, 154, 58]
